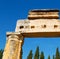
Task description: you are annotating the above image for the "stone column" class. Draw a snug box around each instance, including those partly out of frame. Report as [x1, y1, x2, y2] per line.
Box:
[17, 36, 24, 59]
[2, 32, 24, 59]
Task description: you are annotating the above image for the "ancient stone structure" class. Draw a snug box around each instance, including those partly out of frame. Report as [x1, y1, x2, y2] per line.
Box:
[2, 9, 60, 59]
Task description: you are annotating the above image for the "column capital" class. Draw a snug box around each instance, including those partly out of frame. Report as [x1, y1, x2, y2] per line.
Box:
[6, 32, 21, 36]
[6, 32, 24, 41]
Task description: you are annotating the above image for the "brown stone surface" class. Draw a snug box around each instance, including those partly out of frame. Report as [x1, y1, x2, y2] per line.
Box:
[21, 32, 60, 37]
[2, 33, 24, 59]
[28, 9, 59, 19]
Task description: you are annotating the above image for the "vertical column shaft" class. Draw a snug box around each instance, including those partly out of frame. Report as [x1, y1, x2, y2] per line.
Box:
[2, 33, 24, 59]
[17, 36, 24, 59]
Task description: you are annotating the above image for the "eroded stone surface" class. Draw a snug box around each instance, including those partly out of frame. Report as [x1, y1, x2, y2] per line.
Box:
[2, 33, 24, 59]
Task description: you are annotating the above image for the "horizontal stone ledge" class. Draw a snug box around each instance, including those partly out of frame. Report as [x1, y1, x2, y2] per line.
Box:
[6, 32, 21, 37]
[6, 31, 60, 37]
[30, 9, 60, 12]
[21, 32, 60, 37]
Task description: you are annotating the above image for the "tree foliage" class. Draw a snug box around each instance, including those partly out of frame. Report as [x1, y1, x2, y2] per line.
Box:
[40, 51, 44, 59]
[48, 55, 50, 59]
[53, 55, 55, 59]
[34, 46, 39, 59]
[55, 48, 60, 59]
[27, 47, 60, 59]
[0, 49, 3, 59]
[27, 50, 33, 59]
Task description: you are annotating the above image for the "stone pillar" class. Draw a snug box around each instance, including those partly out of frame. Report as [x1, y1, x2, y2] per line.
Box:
[2, 32, 24, 59]
[17, 36, 24, 59]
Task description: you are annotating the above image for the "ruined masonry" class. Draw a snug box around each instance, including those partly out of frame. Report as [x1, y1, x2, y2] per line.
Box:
[2, 9, 60, 59]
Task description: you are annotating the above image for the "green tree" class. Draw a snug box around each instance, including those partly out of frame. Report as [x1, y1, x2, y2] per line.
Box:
[0, 49, 3, 59]
[53, 55, 55, 59]
[55, 48, 59, 59]
[48, 55, 50, 59]
[59, 53, 60, 59]
[40, 51, 44, 59]
[34, 46, 39, 59]
[27, 50, 33, 59]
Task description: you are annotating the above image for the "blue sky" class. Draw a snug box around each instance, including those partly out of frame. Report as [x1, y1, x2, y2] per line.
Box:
[0, 0, 60, 59]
